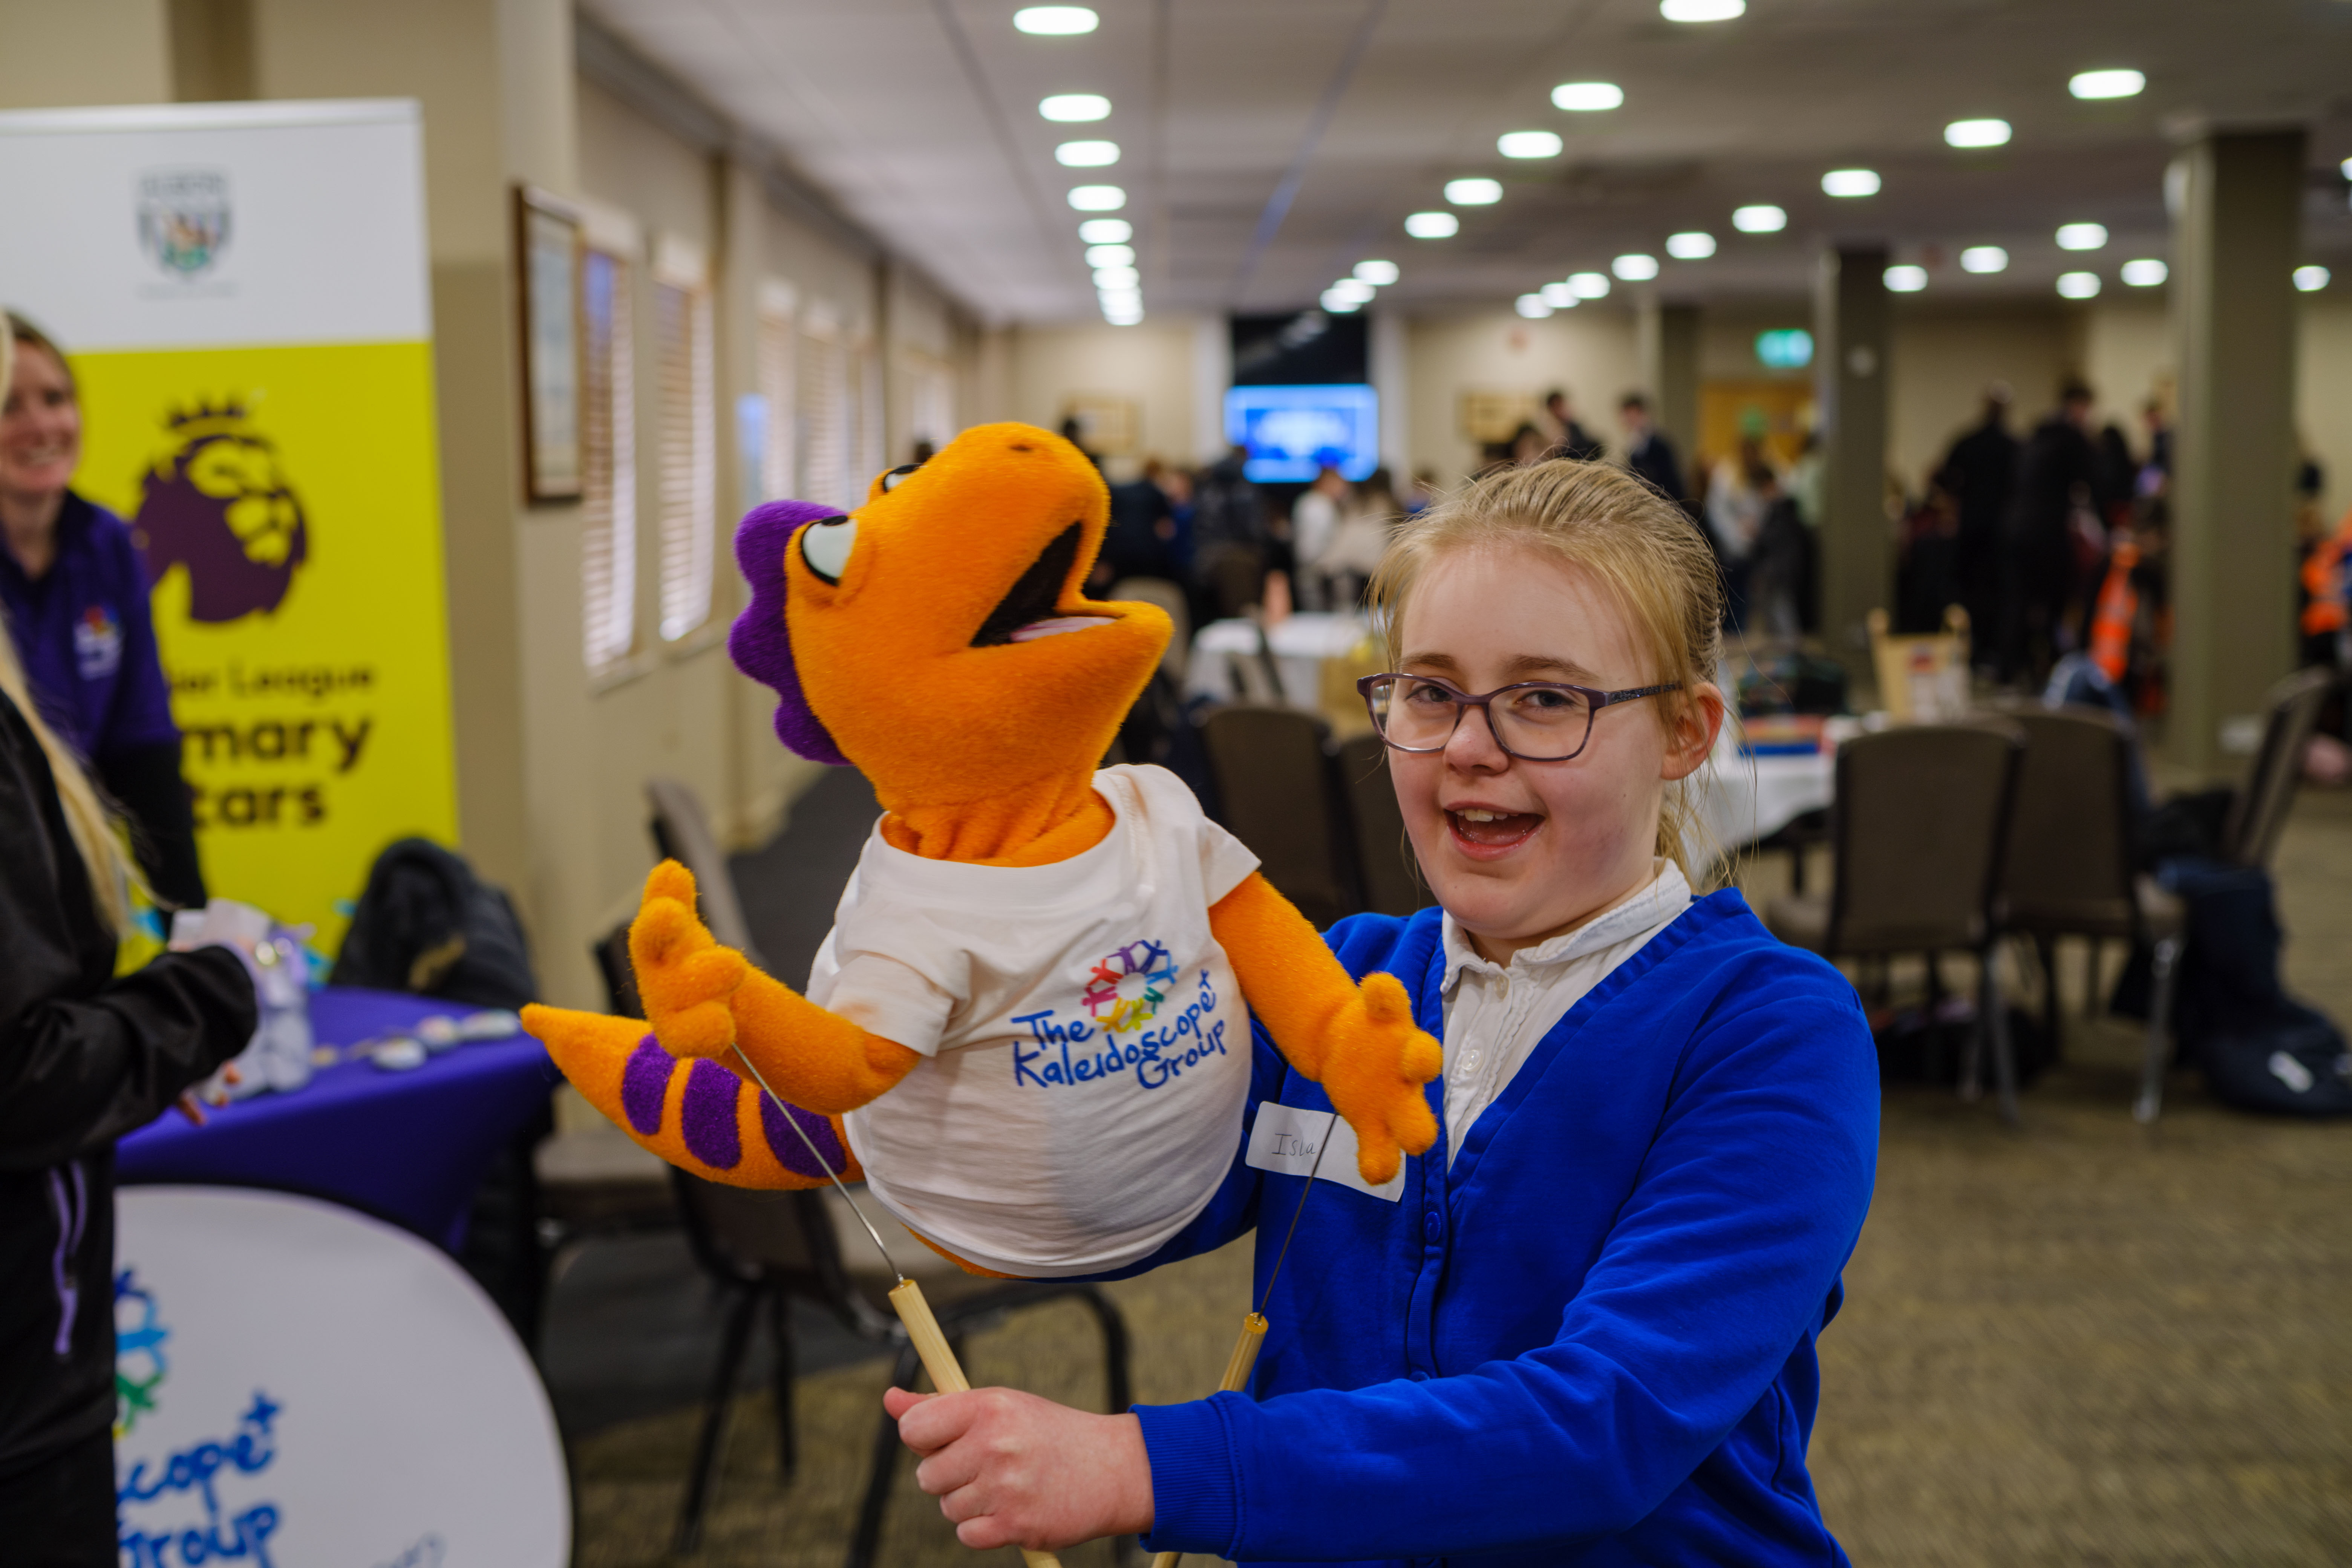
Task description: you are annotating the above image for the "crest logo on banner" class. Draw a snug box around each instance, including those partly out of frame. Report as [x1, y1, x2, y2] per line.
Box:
[136, 168, 232, 278]
[132, 399, 311, 623]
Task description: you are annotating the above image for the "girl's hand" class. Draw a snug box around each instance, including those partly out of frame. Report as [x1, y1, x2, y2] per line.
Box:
[884, 1385, 1154, 1551]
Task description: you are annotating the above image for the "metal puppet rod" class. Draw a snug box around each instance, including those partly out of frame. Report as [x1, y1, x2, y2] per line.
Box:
[730, 1045, 1065, 1568]
[1148, 1111, 1338, 1568]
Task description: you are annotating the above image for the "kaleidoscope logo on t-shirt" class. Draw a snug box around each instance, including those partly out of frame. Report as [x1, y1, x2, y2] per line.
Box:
[1083, 939, 1179, 1036]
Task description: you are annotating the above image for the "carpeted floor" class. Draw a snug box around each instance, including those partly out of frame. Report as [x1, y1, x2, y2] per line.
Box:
[561, 782, 2352, 1567]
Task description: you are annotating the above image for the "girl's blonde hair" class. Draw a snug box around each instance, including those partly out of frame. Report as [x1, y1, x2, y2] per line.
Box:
[1366, 459, 1726, 885]
[0, 316, 138, 933]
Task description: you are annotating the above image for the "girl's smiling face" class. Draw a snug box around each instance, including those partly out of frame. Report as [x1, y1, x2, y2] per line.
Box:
[1388, 540, 1721, 965]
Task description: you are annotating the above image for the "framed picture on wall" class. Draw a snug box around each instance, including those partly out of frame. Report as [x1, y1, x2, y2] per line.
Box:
[514, 185, 583, 502]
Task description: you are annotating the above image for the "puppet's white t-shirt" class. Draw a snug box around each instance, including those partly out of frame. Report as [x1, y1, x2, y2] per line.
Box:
[813, 765, 1260, 1277]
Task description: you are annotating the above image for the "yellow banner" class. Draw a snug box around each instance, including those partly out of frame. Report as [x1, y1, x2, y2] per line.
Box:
[72, 340, 457, 955]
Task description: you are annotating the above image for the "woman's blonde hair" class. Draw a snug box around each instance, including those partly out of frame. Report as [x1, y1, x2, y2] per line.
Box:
[1365, 459, 1727, 885]
[0, 316, 138, 933]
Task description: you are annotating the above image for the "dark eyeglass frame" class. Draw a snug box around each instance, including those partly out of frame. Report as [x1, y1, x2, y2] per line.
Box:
[1356, 671, 1682, 762]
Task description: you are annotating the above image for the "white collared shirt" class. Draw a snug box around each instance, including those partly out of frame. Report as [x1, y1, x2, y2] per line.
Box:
[1438, 861, 1694, 1166]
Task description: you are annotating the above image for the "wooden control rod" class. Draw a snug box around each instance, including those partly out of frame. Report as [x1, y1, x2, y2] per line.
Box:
[888, 1277, 1064, 1568]
[1148, 1312, 1269, 1568]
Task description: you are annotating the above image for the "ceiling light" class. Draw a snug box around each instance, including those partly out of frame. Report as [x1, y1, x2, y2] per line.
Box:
[1551, 81, 1623, 112]
[1960, 245, 2007, 273]
[1014, 6, 1097, 35]
[1092, 265, 1139, 289]
[1821, 168, 1880, 198]
[1945, 118, 2012, 149]
[1077, 218, 1132, 244]
[1067, 184, 1126, 211]
[2120, 258, 2167, 287]
[1612, 253, 1660, 281]
[1445, 178, 1503, 205]
[1354, 259, 1400, 285]
[2342, 156, 2351, 181]
[2056, 222, 2107, 250]
[1321, 289, 1363, 314]
[1329, 278, 1376, 304]
[1660, 0, 1744, 20]
[2069, 69, 2144, 100]
[2296, 264, 2332, 292]
[1084, 243, 1135, 268]
[1098, 289, 1141, 311]
[1405, 211, 1459, 239]
[1498, 130, 1563, 159]
[1732, 204, 1786, 233]
[1666, 231, 1716, 259]
[1105, 313, 1144, 326]
[1040, 93, 1110, 122]
[1056, 140, 1119, 167]
[1567, 271, 1610, 299]
[1884, 264, 1928, 292]
[1516, 293, 1554, 318]
[1540, 282, 1578, 307]
[2056, 271, 2101, 299]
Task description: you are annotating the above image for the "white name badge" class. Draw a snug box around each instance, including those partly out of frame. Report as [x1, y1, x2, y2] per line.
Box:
[1244, 1102, 1407, 1203]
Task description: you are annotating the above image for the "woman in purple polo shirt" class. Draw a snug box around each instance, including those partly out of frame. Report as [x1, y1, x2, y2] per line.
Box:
[0, 314, 204, 909]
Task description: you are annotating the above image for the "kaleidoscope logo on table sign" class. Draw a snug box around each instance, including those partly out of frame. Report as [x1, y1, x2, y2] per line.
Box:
[114, 1268, 170, 1436]
[1083, 939, 1179, 1037]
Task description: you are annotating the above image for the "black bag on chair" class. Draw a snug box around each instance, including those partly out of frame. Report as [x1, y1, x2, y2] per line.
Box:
[331, 837, 539, 1008]
[2149, 856, 2352, 1117]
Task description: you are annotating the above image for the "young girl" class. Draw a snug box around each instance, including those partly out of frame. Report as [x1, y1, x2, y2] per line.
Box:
[885, 460, 1879, 1566]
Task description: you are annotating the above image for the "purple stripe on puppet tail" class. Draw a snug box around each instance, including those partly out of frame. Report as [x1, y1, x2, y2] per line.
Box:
[760, 1094, 846, 1180]
[681, 1059, 744, 1169]
[621, 1036, 671, 1135]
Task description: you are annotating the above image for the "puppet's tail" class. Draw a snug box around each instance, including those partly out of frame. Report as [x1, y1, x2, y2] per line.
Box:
[521, 1004, 861, 1188]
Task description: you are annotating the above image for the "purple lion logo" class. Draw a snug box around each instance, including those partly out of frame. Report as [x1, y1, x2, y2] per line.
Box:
[130, 400, 310, 624]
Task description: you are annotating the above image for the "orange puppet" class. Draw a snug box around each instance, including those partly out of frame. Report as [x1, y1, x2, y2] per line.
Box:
[521, 424, 1440, 1279]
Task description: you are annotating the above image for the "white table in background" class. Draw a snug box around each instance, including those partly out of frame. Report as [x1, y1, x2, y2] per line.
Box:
[1185, 613, 1373, 712]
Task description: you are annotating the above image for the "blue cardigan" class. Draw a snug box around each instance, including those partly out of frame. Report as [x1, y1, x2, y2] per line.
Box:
[1124, 889, 1878, 1566]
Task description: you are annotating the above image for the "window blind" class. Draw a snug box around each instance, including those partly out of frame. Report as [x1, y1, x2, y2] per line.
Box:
[581, 248, 636, 672]
[796, 322, 848, 511]
[654, 278, 716, 642]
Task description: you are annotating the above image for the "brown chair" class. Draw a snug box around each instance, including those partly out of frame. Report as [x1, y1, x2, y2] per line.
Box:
[1337, 731, 1432, 918]
[1994, 706, 2187, 1121]
[1764, 721, 2027, 1121]
[2220, 666, 2338, 870]
[1199, 704, 1355, 926]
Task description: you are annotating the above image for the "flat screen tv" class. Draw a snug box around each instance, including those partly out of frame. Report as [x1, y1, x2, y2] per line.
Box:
[1223, 383, 1379, 483]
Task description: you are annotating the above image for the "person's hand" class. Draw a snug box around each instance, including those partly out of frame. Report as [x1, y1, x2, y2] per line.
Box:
[884, 1386, 1154, 1552]
[175, 1062, 242, 1124]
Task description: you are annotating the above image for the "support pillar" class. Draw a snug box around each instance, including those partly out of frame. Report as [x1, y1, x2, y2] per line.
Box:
[1813, 246, 1891, 662]
[1637, 301, 1699, 499]
[2166, 128, 2306, 776]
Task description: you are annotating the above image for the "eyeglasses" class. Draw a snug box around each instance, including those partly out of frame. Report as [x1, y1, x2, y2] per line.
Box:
[1357, 672, 1680, 762]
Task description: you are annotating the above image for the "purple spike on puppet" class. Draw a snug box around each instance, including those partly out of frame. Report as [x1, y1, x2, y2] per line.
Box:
[729, 500, 851, 766]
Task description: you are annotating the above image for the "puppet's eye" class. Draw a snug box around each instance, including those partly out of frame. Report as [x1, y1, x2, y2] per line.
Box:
[799, 514, 857, 585]
[880, 463, 922, 493]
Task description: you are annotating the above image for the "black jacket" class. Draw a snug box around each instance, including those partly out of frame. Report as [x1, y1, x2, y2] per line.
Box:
[0, 687, 253, 1479]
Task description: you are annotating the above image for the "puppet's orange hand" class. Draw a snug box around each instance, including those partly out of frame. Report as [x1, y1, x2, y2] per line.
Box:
[1320, 972, 1442, 1186]
[630, 860, 748, 1059]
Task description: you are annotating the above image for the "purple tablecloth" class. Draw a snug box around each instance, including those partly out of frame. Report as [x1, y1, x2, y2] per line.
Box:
[118, 987, 559, 1250]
